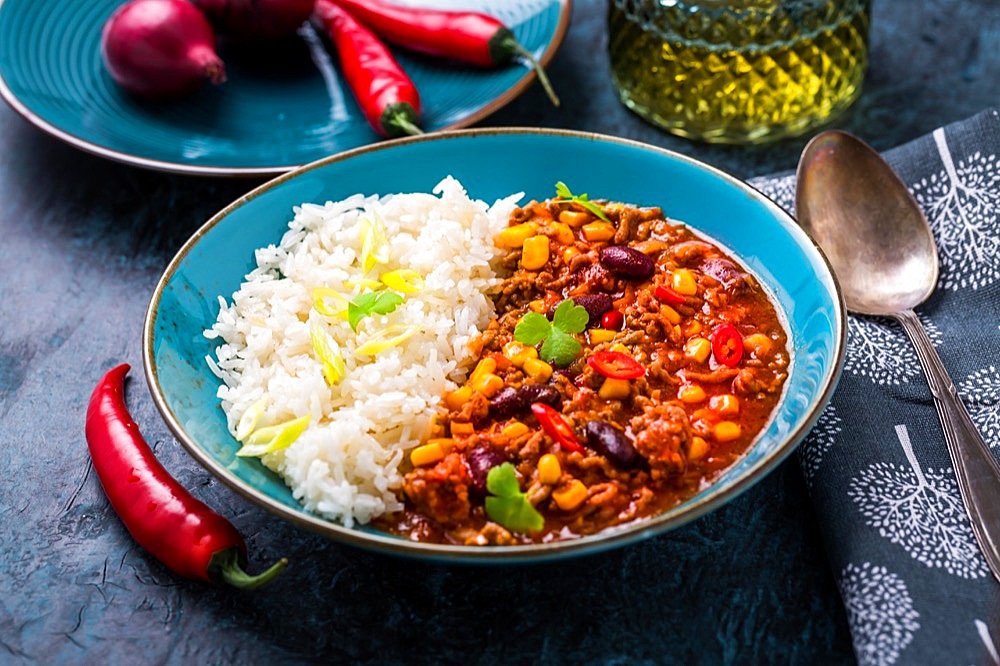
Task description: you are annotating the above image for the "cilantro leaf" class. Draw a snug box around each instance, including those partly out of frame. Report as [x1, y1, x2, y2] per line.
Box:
[553, 181, 610, 222]
[514, 311, 551, 345]
[540, 327, 581, 367]
[512, 299, 587, 366]
[348, 290, 403, 331]
[484, 463, 544, 533]
[551, 299, 589, 334]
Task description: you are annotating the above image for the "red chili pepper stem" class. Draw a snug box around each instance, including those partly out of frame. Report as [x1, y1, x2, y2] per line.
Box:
[381, 101, 423, 137]
[85, 364, 288, 589]
[491, 29, 560, 107]
[209, 548, 287, 590]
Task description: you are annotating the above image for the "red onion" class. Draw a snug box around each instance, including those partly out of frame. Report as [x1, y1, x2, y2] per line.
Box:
[101, 0, 226, 99]
[192, 0, 316, 40]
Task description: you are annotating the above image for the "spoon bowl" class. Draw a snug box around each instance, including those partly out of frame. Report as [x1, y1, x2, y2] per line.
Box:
[796, 129, 1000, 583]
[795, 130, 939, 315]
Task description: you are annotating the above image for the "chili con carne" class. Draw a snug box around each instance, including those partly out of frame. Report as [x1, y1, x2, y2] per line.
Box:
[328, 0, 560, 106]
[313, 0, 422, 138]
[85, 364, 287, 588]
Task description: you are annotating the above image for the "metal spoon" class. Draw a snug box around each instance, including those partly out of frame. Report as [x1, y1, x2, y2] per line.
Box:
[795, 129, 1000, 583]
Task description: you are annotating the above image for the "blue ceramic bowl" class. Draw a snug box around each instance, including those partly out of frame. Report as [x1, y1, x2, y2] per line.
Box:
[0, 0, 569, 176]
[144, 128, 846, 562]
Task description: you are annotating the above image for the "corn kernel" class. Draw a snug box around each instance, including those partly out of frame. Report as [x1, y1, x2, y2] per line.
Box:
[684, 337, 712, 363]
[450, 421, 475, 436]
[502, 421, 530, 438]
[599, 377, 631, 400]
[558, 210, 591, 227]
[691, 408, 712, 422]
[688, 436, 710, 461]
[538, 453, 562, 484]
[410, 441, 445, 466]
[471, 372, 504, 397]
[709, 393, 740, 416]
[684, 319, 703, 336]
[588, 328, 617, 344]
[520, 235, 550, 270]
[503, 340, 538, 366]
[678, 384, 706, 403]
[495, 222, 538, 248]
[581, 221, 615, 242]
[562, 247, 579, 263]
[713, 421, 742, 442]
[552, 479, 588, 511]
[610, 343, 629, 354]
[743, 333, 772, 358]
[661, 305, 681, 325]
[523, 358, 553, 383]
[469, 357, 497, 385]
[529, 299, 546, 313]
[672, 268, 698, 296]
[549, 222, 575, 245]
[444, 385, 473, 410]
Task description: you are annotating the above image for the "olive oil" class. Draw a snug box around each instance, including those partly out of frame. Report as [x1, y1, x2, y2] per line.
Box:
[608, 0, 870, 144]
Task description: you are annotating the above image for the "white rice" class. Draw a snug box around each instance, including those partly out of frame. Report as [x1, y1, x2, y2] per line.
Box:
[205, 177, 520, 527]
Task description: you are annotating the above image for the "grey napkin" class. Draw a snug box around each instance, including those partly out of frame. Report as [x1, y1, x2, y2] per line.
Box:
[749, 108, 1000, 666]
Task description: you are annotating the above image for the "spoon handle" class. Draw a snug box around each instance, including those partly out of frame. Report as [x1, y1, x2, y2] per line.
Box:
[895, 309, 1000, 581]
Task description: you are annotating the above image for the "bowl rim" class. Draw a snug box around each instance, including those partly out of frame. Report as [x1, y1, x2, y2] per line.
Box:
[0, 0, 573, 178]
[142, 126, 848, 563]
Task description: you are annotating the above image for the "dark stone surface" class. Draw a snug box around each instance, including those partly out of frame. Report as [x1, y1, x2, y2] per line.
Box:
[0, 0, 996, 662]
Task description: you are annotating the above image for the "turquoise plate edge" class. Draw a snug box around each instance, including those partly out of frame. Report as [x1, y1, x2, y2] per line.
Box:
[0, 0, 572, 176]
[143, 128, 848, 563]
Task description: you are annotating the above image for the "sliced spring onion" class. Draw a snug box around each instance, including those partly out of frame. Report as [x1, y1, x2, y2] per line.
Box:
[354, 324, 419, 356]
[343, 277, 384, 291]
[359, 211, 389, 273]
[237, 414, 311, 458]
[380, 269, 424, 293]
[310, 320, 347, 385]
[235, 398, 267, 441]
[312, 287, 350, 320]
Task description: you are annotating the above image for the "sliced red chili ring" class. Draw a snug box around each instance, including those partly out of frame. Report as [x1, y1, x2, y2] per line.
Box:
[601, 310, 624, 330]
[587, 351, 645, 379]
[530, 402, 584, 453]
[710, 323, 744, 367]
[654, 285, 686, 305]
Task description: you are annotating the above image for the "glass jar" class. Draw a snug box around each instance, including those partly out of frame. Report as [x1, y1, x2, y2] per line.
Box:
[608, 0, 870, 144]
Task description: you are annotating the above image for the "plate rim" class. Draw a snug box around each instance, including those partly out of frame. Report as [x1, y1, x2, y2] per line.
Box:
[142, 126, 848, 562]
[0, 0, 573, 178]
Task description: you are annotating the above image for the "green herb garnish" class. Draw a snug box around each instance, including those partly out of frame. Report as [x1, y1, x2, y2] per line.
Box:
[348, 290, 404, 331]
[513, 299, 588, 366]
[484, 462, 544, 533]
[554, 181, 610, 222]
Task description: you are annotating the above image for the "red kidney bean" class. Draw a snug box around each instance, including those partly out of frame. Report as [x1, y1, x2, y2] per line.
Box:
[465, 446, 507, 495]
[598, 246, 655, 280]
[519, 384, 560, 407]
[585, 420, 638, 467]
[571, 293, 613, 326]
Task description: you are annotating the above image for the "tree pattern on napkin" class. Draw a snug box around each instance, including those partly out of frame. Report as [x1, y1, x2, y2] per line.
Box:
[848, 425, 989, 580]
[751, 109, 1000, 665]
[909, 131, 1000, 291]
[839, 562, 920, 666]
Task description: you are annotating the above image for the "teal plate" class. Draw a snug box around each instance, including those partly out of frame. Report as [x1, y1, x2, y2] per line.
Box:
[0, 0, 570, 176]
[144, 128, 846, 563]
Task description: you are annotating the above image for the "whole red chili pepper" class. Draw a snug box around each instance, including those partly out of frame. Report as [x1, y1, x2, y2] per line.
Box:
[313, 0, 422, 138]
[329, 0, 560, 107]
[85, 364, 287, 589]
